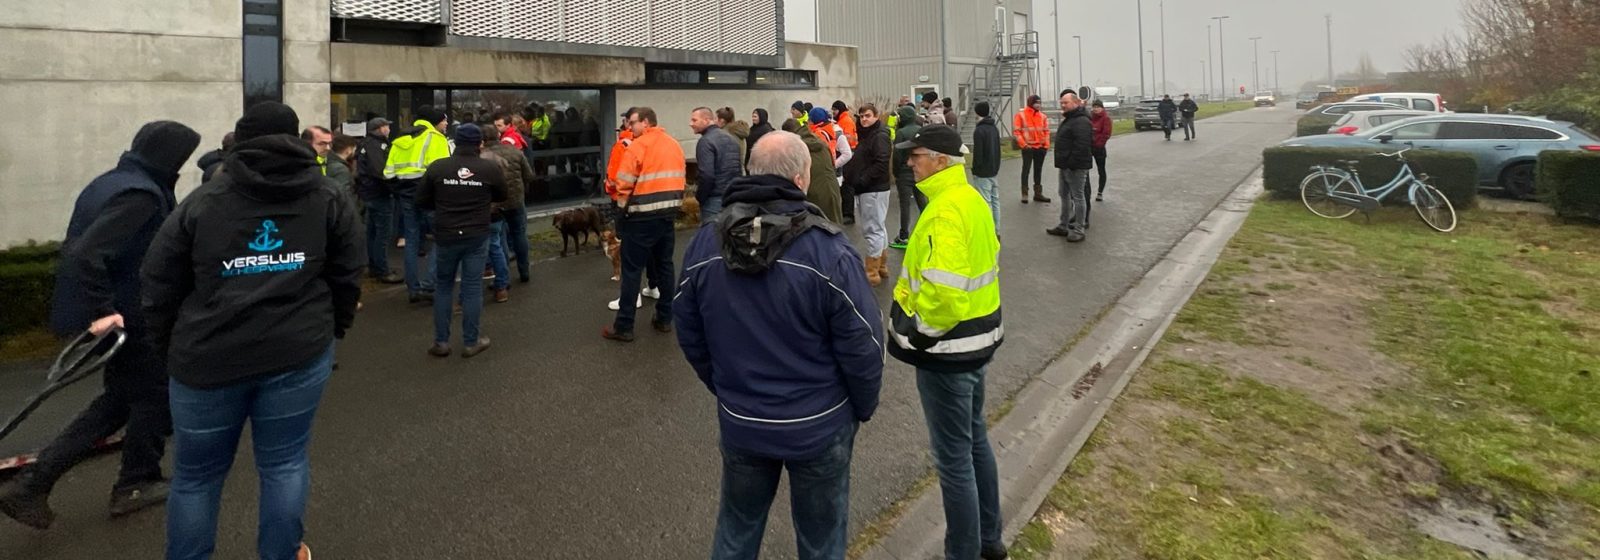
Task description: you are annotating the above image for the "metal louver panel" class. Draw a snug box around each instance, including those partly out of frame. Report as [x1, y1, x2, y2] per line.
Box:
[451, 0, 563, 41]
[331, 0, 443, 24]
[719, 0, 777, 56]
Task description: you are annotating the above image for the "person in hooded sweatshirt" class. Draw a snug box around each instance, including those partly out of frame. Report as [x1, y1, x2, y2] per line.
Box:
[675, 130, 883, 560]
[418, 124, 507, 357]
[781, 118, 842, 224]
[745, 108, 773, 169]
[971, 101, 1003, 231]
[141, 101, 363, 560]
[0, 121, 199, 531]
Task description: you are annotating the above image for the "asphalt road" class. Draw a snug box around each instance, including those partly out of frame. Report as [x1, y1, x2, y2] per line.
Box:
[0, 105, 1299, 558]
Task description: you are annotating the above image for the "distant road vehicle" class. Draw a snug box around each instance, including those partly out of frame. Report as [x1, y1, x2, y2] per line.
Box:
[1295, 93, 1321, 110]
[1347, 92, 1449, 113]
[1327, 109, 1433, 135]
[1254, 92, 1277, 107]
[1090, 87, 1123, 110]
[1280, 114, 1600, 198]
[1133, 99, 1165, 131]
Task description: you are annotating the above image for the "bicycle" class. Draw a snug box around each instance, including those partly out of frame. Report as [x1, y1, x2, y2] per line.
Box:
[1298, 148, 1457, 232]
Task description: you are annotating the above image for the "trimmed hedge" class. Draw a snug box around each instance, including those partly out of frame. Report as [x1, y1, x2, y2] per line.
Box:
[1535, 151, 1600, 221]
[1296, 115, 1338, 137]
[0, 259, 55, 338]
[1262, 147, 1478, 209]
[0, 241, 60, 265]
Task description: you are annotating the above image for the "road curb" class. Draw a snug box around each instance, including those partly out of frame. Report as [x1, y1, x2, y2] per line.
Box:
[861, 169, 1265, 560]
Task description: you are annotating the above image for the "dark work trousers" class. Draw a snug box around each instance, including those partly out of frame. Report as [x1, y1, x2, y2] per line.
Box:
[1083, 146, 1110, 218]
[614, 217, 676, 333]
[1018, 148, 1048, 197]
[839, 174, 856, 220]
[22, 335, 170, 494]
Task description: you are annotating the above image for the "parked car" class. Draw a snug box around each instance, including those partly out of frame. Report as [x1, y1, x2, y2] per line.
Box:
[1295, 93, 1321, 110]
[1133, 99, 1166, 130]
[1295, 102, 1410, 136]
[1327, 109, 1433, 135]
[1347, 92, 1449, 113]
[1279, 114, 1600, 198]
[1254, 92, 1277, 107]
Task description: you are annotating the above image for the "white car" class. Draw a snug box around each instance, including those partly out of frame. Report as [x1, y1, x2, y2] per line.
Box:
[1254, 93, 1276, 107]
[1326, 109, 1433, 135]
[1347, 92, 1449, 113]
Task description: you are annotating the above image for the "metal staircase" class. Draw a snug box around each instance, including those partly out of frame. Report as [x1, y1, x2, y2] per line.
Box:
[959, 30, 1039, 143]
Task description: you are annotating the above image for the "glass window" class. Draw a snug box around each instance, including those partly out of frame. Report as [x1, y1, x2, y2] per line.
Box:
[649, 68, 702, 84]
[753, 69, 816, 86]
[1437, 122, 1504, 140]
[1412, 98, 1437, 111]
[242, 0, 282, 109]
[706, 70, 749, 84]
[1390, 122, 1441, 140]
[444, 88, 606, 208]
[1504, 125, 1561, 140]
[1325, 106, 1350, 115]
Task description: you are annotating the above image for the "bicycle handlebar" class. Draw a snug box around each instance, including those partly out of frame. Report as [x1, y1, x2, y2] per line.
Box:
[1374, 147, 1411, 159]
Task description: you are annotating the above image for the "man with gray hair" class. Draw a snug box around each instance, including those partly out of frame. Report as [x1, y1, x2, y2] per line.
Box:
[1050, 90, 1093, 242]
[675, 131, 884, 560]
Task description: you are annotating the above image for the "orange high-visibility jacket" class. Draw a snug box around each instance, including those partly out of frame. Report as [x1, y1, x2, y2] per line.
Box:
[810, 122, 839, 160]
[1013, 107, 1051, 149]
[614, 126, 687, 219]
[836, 111, 859, 149]
[605, 128, 634, 201]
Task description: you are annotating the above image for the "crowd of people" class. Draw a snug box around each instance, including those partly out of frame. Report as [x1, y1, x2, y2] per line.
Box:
[3, 86, 1127, 560]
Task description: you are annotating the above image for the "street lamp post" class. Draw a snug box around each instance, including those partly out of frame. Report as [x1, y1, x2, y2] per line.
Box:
[1211, 16, 1229, 99]
[1147, 50, 1156, 95]
[1052, 4, 1062, 97]
[1073, 35, 1084, 90]
[1207, 25, 1214, 99]
[1200, 60, 1207, 99]
[1249, 36, 1262, 95]
[1271, 50, 1281, 92]
[1159, 0, 1167, 96]
[1137, 0, 1146, 99]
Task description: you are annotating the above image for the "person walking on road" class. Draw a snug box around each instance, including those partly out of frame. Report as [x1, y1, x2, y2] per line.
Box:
[692, 107, 742, 222]
[783, 118, 843, 224]
[141, 101, 363, 560]
[1179, 93, 1200, 141]
[1088, 100, 1113, 203]
[842, 103, 892, 286]
[970, 102, 1002, 231]
[602, 107, 685, 342]
[481, 125, 535, 301]
[356, 118, 404, 284]
[1158, 94, 1179, 141]
[889, 124, 1007, 560]
[0, 121, 200, 531]
[418, 124, 507, 358]
[1012, 95, 1052, 204]
[890, 104, 927, 249]
[384, 105, 453, 303]
[675, 130, 884, 560]
[1048, 92, 1092, 242]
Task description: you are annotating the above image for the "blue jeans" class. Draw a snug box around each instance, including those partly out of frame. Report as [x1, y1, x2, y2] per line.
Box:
[396, 186, 437, 295]
[614, 218, 675, 333]
[363, 193, 395, 275]
[502, 206, 531, 280]
[972, 176, 1000, 231]
[700, 195, 724, 223]
[166, 344, 334, 560]
[488, 220, 510, 291]
[433, 236, 490, 345]
[916, 368, 1002, 560]
[712, 423, 856, 560]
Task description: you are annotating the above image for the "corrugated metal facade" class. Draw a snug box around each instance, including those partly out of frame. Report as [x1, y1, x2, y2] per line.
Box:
[815, 0, 1033, 104]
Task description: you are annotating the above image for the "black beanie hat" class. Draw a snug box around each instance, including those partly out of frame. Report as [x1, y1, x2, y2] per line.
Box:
[417, 105, 447, 127]
[234, 102, 299, 142]
[831, 100, 847, 112]
[975, 101, 991, 117]
[130, 121, 202, 175]
[922, 91, 939, 104]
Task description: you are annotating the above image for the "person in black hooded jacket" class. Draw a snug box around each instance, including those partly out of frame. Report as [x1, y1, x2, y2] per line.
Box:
[0, 120, 200, 531]
[195, 132, 234, 185]
[141, 101, 362, 560]
[745, 108, 773, 168]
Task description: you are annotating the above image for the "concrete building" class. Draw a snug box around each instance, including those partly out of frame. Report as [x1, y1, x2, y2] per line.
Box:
[1, 0, 858, 247]
[788, 0, 1039, 138]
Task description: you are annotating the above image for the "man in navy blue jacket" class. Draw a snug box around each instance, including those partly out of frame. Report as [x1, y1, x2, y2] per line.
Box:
[691, 106, 743, 222]
[674, 130, 884, 560]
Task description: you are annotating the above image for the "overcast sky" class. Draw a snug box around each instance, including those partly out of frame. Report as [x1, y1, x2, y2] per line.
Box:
[1029, 0, 1466, 96]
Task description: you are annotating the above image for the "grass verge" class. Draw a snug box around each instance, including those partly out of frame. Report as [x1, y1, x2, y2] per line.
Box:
[1010, 200, 1600, 559]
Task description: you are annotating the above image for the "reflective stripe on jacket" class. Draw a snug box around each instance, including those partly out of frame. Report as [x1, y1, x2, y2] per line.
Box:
[605, 129, 633, 201]
[888, 164, 1003, 373]
[615, 126, 686, 220]
[1013, 107, 1051, 149]
[383, 120, 450, 180]
[529, 114, 551, 141]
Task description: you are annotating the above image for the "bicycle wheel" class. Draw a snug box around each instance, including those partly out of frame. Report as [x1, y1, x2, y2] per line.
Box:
[1411, 182, 1457, 233]
[1300, 171, 1359, 219]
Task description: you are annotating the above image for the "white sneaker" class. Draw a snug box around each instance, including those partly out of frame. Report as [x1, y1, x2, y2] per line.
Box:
[641, 287, 661, 299]
[607, 296, 644, 311]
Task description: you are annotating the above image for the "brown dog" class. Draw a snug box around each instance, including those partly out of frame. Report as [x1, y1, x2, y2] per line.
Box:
[679, 193, 701, 227]
[601, 230, 622, 281]
[552, 206, 603, 257]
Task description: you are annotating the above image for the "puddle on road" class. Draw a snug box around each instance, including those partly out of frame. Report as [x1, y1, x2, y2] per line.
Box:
[1411, 498, 1535, 560]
